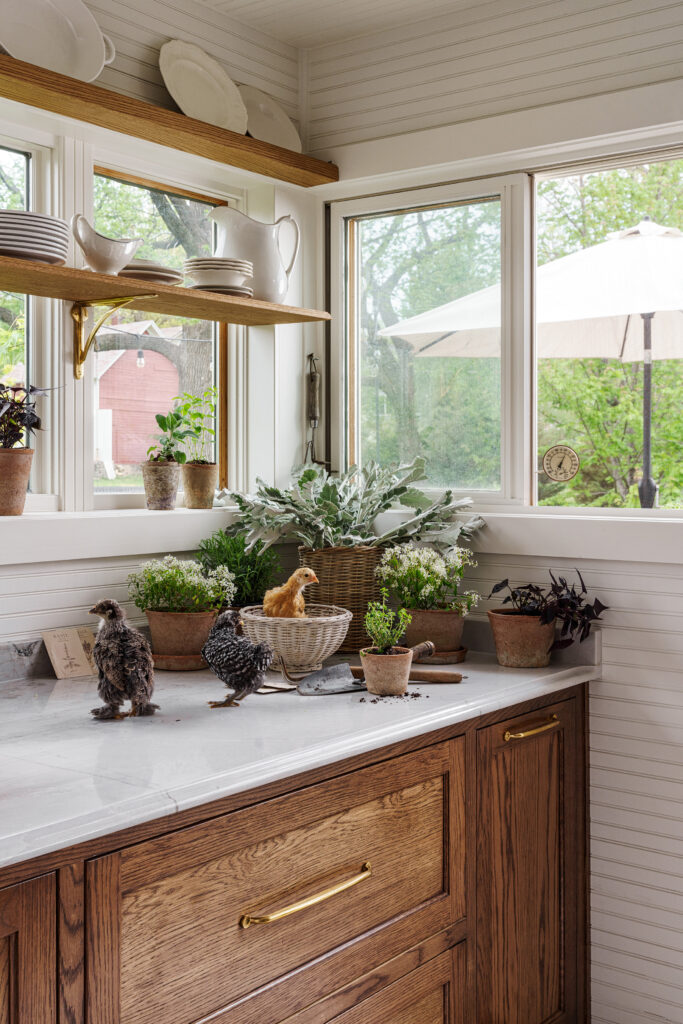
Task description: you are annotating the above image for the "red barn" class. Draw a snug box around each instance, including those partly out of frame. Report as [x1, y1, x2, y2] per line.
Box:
[97, 348, 179, 465]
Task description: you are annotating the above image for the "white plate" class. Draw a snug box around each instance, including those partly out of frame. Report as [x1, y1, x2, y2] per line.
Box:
[0, 214, 69, 231]
[185, 269, 252, 288]
[0, 237, 68, 252]
[118, 270, 183, 283]
[0, 0, 114, 82]
[0, 228, 68, 242]
[160, 40, 248, 134]
[185, 259, 252, 267]
[124, 259, 181, 272]
[0, 247, 66, 264]
[238, 84, 302, 153]
[188, 284, 253, 296]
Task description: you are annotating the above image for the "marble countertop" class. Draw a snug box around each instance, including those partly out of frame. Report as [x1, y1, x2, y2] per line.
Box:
[0, 654, 596, 869]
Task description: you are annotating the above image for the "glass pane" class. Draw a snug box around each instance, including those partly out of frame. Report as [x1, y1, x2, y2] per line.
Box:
[536, 160, 683, 509]
[0, 146, 30, 389]
[352, 198, 501, 490]
[92, 174, 216, 495]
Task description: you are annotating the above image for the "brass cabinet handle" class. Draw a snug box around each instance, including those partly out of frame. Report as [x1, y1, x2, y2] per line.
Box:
[240, 861, 372, 929]
[504, 713, 559, 742]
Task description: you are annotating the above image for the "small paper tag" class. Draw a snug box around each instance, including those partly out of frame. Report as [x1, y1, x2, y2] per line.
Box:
[42, 626, 98, 679]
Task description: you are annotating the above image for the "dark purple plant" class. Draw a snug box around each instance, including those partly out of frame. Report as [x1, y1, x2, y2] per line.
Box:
[488, 569, 607, 650]
[0, 383, 47, 449]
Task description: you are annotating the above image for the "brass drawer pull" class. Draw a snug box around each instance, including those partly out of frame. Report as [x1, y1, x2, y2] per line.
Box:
[240, 861, 372, 929]
[504, 714, 559, 742]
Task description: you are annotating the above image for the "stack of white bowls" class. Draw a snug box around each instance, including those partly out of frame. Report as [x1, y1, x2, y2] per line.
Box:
[183, 257, 254, 297]
[0, 210, 70, 265]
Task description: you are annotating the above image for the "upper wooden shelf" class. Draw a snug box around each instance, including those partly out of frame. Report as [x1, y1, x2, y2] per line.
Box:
[0, 254, 331, 326]
[0, 54, 338, 189]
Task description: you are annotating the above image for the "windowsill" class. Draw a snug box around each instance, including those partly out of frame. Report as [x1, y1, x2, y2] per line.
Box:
[1, 504, 680, 568]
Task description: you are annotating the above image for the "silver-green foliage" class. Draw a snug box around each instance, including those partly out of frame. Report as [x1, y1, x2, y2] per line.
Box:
[229, 458, 484, 552]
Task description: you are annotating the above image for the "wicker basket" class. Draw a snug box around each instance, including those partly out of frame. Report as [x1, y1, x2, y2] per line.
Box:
[299, 546, 383, 652]
[240, 603, 352, 674]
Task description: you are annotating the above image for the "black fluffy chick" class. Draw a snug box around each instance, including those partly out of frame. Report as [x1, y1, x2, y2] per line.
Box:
[202, 610, 274, 708]
[89, 599, 158, 720]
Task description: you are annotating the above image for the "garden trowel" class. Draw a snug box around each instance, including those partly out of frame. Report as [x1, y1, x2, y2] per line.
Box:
[284, 642, 463, 695]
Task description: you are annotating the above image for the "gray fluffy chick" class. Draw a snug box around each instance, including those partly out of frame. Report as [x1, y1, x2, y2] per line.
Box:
[89, 599, 158, 720]
[202, 610, 274, 708]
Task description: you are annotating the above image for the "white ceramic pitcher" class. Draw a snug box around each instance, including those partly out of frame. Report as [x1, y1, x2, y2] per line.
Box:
[209, 207, 300, 303]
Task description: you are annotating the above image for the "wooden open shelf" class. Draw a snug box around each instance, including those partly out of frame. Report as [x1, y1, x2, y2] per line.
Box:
[0, 254, 330, 326]
[0, 54, 338, 189]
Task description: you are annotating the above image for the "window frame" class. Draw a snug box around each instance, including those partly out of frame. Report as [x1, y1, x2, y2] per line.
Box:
[329, 173, 532, 505]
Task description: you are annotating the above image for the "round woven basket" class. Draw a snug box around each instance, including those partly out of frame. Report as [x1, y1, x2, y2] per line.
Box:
[299, 546, 384, 652]
[240, 603, 352, 674]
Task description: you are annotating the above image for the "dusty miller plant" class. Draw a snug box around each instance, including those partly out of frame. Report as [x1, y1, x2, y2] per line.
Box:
[227, 458, 484, 551]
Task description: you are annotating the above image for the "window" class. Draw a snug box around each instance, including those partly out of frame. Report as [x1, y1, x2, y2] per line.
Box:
[0, 145, 30, 387]
[92, 171, 217, 497]
[345, 195, 502, 491]
[536, 158, 683, 510]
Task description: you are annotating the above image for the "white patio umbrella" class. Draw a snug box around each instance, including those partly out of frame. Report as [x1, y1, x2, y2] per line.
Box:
[379, 220, 683, 507]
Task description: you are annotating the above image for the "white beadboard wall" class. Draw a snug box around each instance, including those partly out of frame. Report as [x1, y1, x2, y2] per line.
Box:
[467, 551, 683, 1024]
[83, 0, 300, 122]
[304, 0, 683, 154]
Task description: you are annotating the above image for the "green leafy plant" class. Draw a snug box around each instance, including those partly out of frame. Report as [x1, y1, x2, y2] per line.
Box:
[0, 383, 47, 449]
[128, 556, 235, 612]
[147, 407, 198, 464]
[377, 542, 479, 615]
[173, 387, 216, 464]
[363, 589, 412, 655]
[196, 531, 279, 607]
[489, 570, 607, 649]
[227, 458, 484, 551]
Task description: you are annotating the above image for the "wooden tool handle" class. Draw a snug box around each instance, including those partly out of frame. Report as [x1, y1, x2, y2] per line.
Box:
[409, 641, 436, 660]
[408, 669, 462, 683]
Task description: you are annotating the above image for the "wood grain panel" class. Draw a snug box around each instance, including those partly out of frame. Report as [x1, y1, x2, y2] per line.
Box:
[85, 856, 120, 1024]
[0, 936, 12, 1024]
[476, 699, 581, 1023]
[58, 865, 84, 1024]
[0, 875, 56, 1024]
[0, 55, 337, 187]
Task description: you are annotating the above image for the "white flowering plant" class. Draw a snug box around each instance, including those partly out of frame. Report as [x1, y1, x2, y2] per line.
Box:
[128, 556, 236, 613]
[376, 543, 479, 616]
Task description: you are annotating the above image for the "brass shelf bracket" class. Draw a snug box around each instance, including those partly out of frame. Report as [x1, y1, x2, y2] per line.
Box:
[71, 294, 158, 380]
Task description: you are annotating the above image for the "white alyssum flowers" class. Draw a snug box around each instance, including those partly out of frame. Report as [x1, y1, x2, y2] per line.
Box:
[128, 555, 236, 612]
[377, 542, 479, 614]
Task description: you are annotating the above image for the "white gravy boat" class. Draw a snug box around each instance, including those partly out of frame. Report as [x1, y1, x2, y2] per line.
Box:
[71, 214, 142, 276]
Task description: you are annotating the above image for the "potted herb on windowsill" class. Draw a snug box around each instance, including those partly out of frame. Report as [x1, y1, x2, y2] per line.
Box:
[227, 458, 483, 651]
[487, 570, 607, 668]
[0, 383, 47, 516]
[127, 556, 236, 670]
[360, 590, 413, 696]
[196, 530, 280, 609]
[142, 407, 198, 511]
[376, 542, 479, 652]
[175, 388, 218, 509]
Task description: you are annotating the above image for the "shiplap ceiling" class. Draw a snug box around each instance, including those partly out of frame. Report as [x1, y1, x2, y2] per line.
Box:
[195, 0, 476, 47]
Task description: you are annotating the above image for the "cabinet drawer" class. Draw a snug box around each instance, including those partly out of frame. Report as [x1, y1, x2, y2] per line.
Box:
[87, 739, 465, 1024]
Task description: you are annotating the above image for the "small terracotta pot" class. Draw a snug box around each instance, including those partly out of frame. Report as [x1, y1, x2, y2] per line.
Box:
[182, 462, 218, 509]
[142, 461, 179, 510]
[360, 646, 413, 696]
[487, 608, 556, 668]
[0, 448, 34, 515]
[403, 608, 465, 652]
[145, 610, 216, 670]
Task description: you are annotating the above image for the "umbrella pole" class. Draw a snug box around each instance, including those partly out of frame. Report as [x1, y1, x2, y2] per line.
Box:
[638, 312, 657, 508]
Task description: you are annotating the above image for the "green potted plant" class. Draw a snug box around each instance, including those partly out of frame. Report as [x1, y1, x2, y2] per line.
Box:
[377, 542, 479, 652]
[228, 457, 483, 651]
[128, 556, 235, 670]
[143, 407, 198, 511]
[361, 589, 413, 695]
[0, 383, 47, 516]
[175, 387, 217, 509]
[488, 570, 607, 668]
[196, 530, 279, 608]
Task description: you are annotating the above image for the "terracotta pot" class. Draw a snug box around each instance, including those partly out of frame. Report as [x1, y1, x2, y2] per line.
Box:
[142, 460, 179, 510]
[145, 610, 216, 670]
[487, 608, 556, 668]
[0, 447, 33, 515]
[402, 608, 465, 652]
[360, 646, 413, 696]
[182, 462, 218, 509]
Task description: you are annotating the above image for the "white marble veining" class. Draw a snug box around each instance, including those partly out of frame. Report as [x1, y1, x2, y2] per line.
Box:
[0, 655, 596, 869]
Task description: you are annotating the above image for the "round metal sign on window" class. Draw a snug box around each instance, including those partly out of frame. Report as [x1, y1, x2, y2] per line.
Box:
[542, 445, 580, 482]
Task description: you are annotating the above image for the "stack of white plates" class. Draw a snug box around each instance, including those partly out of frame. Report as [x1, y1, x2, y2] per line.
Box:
[119, 259, 184, 285]
[0, 210, 70, 265]
[184, 257, 254, 296]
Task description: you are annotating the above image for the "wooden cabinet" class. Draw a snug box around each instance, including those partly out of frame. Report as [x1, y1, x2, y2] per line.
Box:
[0, 874, 56, 1024]
[86, 740, 465, 1024]
[476, 697, 585, 1024]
